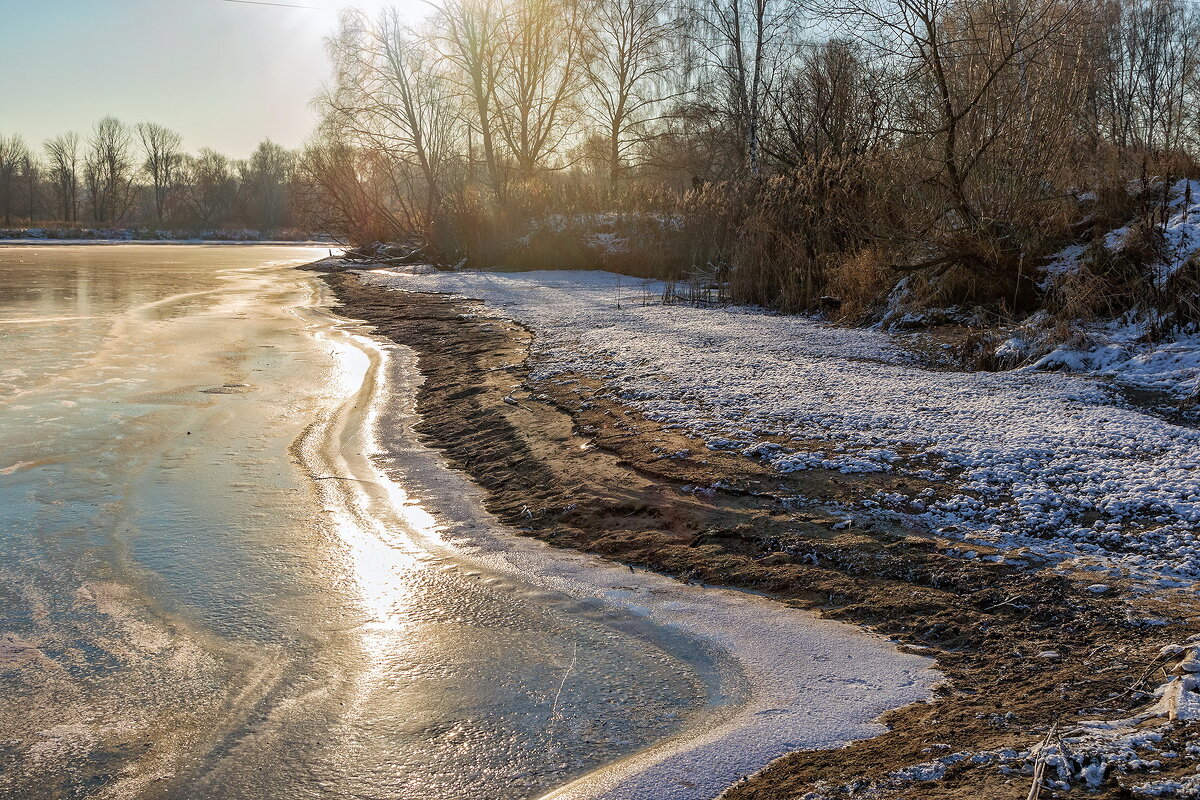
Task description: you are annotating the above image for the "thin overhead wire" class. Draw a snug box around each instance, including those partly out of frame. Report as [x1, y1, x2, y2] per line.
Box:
[220, 0, 324, 10]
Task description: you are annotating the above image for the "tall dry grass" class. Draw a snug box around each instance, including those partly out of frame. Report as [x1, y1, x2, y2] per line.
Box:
[374, 142, 1200, 335]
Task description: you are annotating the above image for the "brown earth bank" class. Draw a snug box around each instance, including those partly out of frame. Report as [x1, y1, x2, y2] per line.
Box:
[317, 267, 1200, 800]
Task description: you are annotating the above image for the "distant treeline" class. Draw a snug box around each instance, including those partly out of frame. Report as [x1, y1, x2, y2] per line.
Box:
[0, 120, 306, 235]
[304, 0, 1200, 319]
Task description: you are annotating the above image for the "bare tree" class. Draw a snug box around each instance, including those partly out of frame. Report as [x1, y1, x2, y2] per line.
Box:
[825, 0, 1093, 280]
[295, 129, 410, 243]
[136, 122, 183, 225]
[692, 0, 801, 175]
[0, 135, 30, 225]
[44, 132, 81, 223]
[23, 153, 40, 224]
[1096, 0, 1200, 153]
[85, 117, 137, 224]
[322, 9, 460, 217]
[180, 148, 235, 228]
[493, 0, 588, 179]
[237, 139, 294, 231]
[764, 38, 893, 167]
[581, 0, 677, 190]
[432, 0, 508, 193]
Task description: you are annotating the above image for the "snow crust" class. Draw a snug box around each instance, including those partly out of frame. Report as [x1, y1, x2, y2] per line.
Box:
[360, 268, 1200, 581]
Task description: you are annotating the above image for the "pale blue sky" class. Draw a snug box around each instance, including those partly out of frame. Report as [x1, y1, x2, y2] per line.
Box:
[0, 0, 428, 158]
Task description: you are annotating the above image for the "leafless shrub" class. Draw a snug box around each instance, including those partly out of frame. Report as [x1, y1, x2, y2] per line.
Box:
[824, 247, 894, 321]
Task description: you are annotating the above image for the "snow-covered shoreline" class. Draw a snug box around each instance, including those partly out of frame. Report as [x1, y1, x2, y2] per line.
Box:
[356, 267, 1200, 585]
[350, 300, 938, 800]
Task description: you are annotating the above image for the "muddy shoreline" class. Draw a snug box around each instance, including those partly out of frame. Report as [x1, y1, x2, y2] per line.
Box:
[319, 267, 1200, 799]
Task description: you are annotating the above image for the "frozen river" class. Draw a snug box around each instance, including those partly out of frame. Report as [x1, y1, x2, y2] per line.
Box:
[0, 245, 933, 800]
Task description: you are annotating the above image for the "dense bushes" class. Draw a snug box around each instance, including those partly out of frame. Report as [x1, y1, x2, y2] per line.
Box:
[305, 0, 1200, 334]
[399, 147, 1200, 334]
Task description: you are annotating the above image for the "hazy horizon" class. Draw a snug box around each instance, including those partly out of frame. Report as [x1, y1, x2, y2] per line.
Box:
[0, 0, 428, 159]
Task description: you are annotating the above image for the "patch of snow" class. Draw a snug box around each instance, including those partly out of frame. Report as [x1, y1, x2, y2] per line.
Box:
[1040, 243, 1088, 286]
[359, 268, 1200, 580]
[994, 336, 1029, 362]
[888, 752, 968, 782]
[1133, 776, 1200, 798]
[1028, 318, 1200, 400]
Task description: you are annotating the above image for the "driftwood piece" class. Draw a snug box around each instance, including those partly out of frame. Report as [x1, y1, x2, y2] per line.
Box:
[1026, 721, 1060, 800]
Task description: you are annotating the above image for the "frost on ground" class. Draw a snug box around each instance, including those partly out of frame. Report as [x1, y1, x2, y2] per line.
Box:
[359, 267, 1200, 584]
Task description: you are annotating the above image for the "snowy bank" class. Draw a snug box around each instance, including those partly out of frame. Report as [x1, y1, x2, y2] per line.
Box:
[353, 325, 938, 800]
[1027, 178, 1200, 401]
[359, 268, 1200, 583]
[1027, 318, 1200, 401]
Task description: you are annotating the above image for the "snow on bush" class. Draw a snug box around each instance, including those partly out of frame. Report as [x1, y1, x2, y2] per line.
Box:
[1045, 179, 1200, 286]
[1028, 179, 1200, 399]
[1027, 318, 1200, 400]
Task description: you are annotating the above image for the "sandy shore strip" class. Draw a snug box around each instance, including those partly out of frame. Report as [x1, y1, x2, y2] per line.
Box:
[319, 263, 1200, 799]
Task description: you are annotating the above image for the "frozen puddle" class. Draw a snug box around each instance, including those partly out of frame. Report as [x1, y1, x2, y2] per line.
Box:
[350, 331, 939, 799]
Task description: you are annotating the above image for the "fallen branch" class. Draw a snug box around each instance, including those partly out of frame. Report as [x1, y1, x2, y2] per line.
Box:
[1026, 721, 1060, 800]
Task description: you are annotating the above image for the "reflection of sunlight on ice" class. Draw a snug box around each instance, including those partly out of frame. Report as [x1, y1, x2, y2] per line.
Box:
[327, 497, 417, 631]
[358, 338, 444, 549]
[306, 323, 442, 669]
